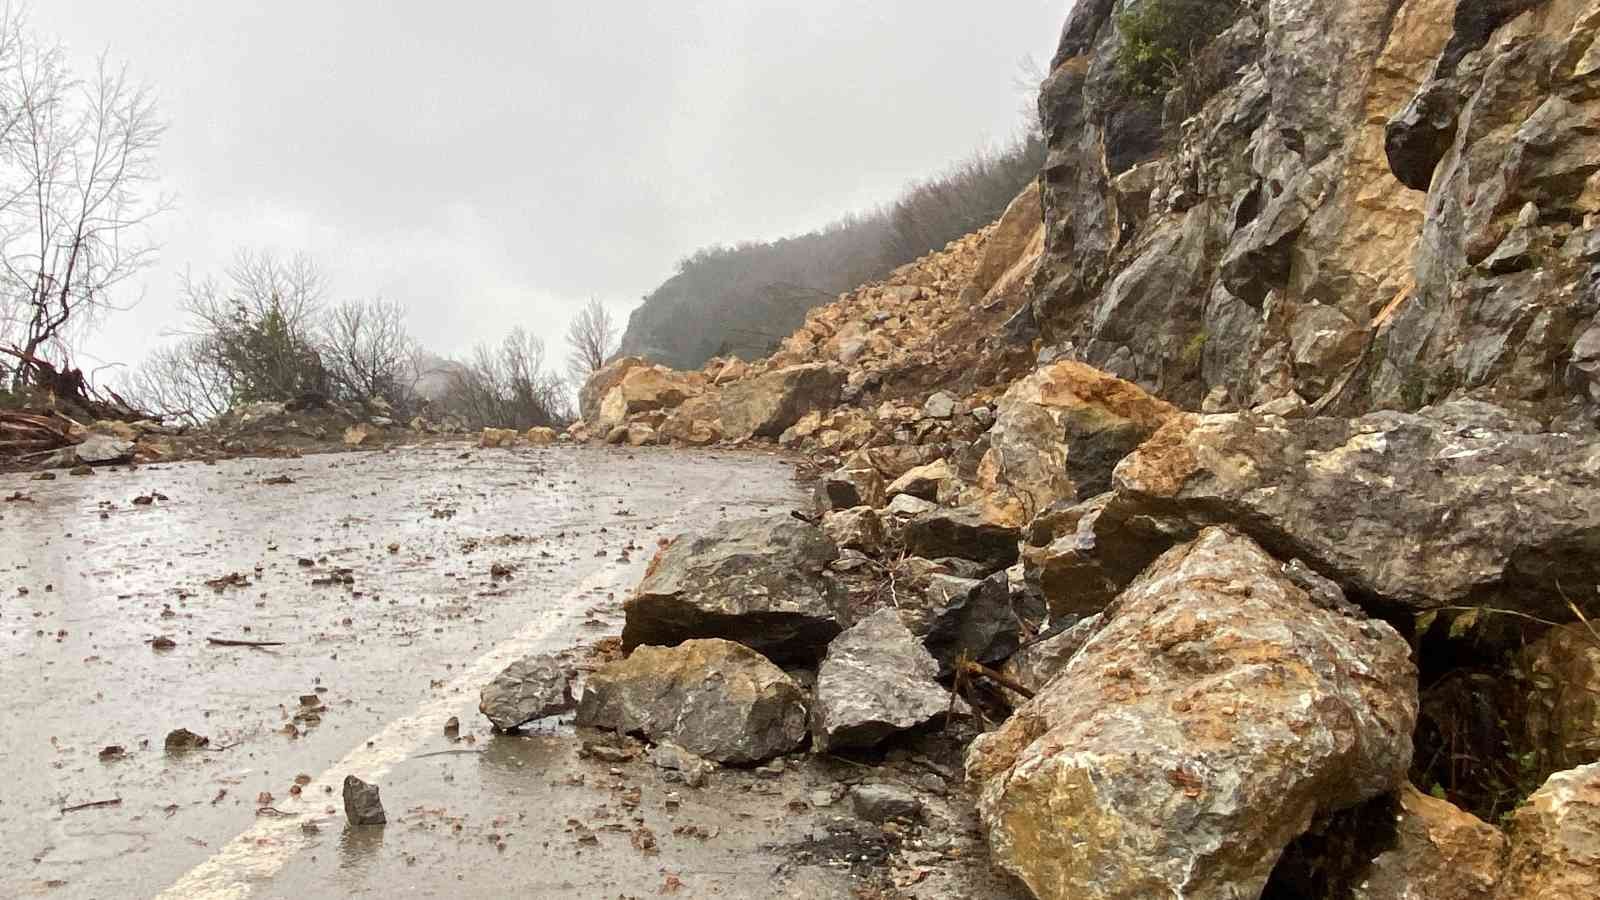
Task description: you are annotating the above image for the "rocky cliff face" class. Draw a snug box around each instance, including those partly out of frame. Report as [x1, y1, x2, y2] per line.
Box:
[558, 4, 1600, 895]
[1031, 0, 1600, 425]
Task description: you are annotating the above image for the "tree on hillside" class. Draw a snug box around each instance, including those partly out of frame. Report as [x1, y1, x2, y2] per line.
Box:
[121, 336, 232, 425]
[441, 327, 569, 429]
[0, 8, 166, 389]
[564, 297, 618, 387]
[177, 250, 330, 404]
[323, 297, 416, 408]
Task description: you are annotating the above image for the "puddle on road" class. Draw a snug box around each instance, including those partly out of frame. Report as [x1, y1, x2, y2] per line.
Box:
[0, 444, 823, 899]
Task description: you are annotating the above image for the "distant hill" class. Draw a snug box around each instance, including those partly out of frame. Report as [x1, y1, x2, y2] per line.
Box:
[616, 133, 1043, 371]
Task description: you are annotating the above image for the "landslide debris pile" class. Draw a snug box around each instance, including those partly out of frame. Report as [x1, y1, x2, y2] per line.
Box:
[550, 0, 1600, 896]
[569, 180, 1043, 456]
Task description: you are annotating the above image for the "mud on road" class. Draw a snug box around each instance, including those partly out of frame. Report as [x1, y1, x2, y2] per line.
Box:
[0, 444, 898, 898]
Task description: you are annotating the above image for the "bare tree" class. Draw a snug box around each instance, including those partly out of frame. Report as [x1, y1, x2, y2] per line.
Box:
[177, 250, 329, 403]
[564, 297, 618, 387]
[323, 297, 416, 409]
[440, 327, 569, 429]
[118, 336, 231, 426]
[0, 9, 166, 388]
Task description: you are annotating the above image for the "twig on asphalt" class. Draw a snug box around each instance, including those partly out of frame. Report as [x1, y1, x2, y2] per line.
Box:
[206, 637, 285, 648]
[62, 798, 122, 813]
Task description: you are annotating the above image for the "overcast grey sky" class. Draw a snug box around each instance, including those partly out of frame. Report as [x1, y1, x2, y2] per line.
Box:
[36, 1, 1066, 375]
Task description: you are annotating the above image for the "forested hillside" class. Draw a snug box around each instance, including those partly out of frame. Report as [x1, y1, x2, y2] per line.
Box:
[617, 133, 1043, 369]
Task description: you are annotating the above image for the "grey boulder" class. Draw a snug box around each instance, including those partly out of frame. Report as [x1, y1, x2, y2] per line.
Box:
[342, 775, 386, 826]
[622, 514, 842, 665]
[479, 653, 576, 731]
[812, 609, 949, 753]
[576, 639, 808, 766]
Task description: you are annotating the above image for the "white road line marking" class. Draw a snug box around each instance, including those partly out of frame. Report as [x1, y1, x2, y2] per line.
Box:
[156, 559, 635, 900]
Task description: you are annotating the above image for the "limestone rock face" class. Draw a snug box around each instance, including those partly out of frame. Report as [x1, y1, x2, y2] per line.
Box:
[900, 506, 1020, 573]
[1021, 492, 1190, 620]
[576, 639, 809, 766]
[966, 528, 1417, 900]
[1347, 786, 1506, 900]
[579, 356, 648, 423]
[598, 366, 703, 430]
[719, 363, 845, 441]
[1113, 405, 1600, 616]
[1000, 614, 1102, 697]
[977, 361, 1177, 519]
[1498, 763, 1600, 899]
[1031, 0, 1600, 422]
[811, 609, 949, 753]
[622, 515, 842, 664]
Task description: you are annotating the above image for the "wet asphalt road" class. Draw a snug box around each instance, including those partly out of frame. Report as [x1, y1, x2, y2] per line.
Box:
[0, 443, 849, 899]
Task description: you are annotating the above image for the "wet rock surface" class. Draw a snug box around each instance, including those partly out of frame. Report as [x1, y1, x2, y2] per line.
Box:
[342, 775, 386, 826]
[478, 652, 576, 731]
[967, 528, 1418, 900]
[577, 639, 810, 765]
[719, 363, 846, 441]
[811, 609, 949, 753]
[1499, 762, 1600, 898]
[622, 514, 842, 664]
[1347, 786, 1506, 900]
[1114, 405, 1600, 616]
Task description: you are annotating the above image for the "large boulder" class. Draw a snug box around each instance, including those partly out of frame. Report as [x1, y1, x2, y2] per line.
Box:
[963, 180, 1044, 304]
[598, 366, 703, 430]
[900, 506, 1019, 573]
[719, 363, 845, 441]
[1498, 763, 1600, 898]
[575, 639, 808, 766]
[579, 356, 648, 423]
[910, 570, 1023, 676]
[976, 361, 1178, 523]
[811, 609, 950, 753]
[75, 433, 135, 465]
[479, 653, 576, 731]
[622, 515, 842, 664]
[966, 528, 1417, 900]
[1346, 786, 1506, 900]
[657, 391, 722, 446]
[1021, 492, 1191, 619]
[1114, 404, 1600, 617]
